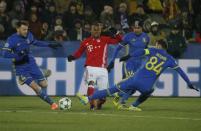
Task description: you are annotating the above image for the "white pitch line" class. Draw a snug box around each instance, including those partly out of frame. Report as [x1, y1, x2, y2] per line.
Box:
[0, 110, 201, 121]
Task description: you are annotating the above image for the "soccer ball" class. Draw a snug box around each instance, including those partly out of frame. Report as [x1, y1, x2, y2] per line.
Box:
[59, 97, 72, 110]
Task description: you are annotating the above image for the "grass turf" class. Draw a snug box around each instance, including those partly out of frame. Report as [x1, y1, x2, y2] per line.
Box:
[0, 96, 201, 131]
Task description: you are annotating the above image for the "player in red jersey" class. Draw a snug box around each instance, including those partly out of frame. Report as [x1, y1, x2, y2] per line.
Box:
[68, 22, 122, 110]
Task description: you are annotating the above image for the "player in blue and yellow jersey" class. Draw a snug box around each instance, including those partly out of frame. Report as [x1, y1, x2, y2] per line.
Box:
[77, 39, 199, 111]
[107, 19, 150, 106]
[2, 20, 62, 110]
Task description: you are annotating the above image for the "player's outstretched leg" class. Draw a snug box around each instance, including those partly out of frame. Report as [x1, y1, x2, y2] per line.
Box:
[28, 80, 58, 110]
[77, 85, 120, 106]
[112, 93, 120, 107]
[96, 98, 106, 110]
[87, 81, 96, 110]
[117, 90, 136, 110]
[129, 89, 154, 111]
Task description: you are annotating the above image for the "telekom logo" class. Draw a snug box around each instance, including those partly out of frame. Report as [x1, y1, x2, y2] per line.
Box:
[87, 45, 93, 52]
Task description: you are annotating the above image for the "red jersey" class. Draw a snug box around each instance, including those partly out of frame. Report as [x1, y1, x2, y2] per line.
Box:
[73, 35, 122, 68]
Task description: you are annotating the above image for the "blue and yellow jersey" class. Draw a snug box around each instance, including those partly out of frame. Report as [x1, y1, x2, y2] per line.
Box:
[2, 32, 49, 62]
[117, 47, 192, 93]
[121, 32, 150, 77]
[134, 48, 178, 81]
[122, 32, 150, 54]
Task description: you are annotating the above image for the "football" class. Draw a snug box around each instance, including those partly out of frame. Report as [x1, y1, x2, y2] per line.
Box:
[59, 97, 72, 110]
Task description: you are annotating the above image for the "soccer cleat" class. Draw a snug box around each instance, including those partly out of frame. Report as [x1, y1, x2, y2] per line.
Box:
[76, 93, 89, 105]
[51, 103, 58, 110]
[117, 104, 128, 110]
[112, 93, 120, 107]
[43, 69, 52, 78]
[127, 105, 142, 112]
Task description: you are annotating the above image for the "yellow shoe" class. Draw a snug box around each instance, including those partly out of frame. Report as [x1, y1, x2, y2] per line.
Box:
[117, 104, 128, 110]
[112, 93, 120, 107]
[76, 93, 89, 105]
[127, 105, 142, 112]
[42, 69, 52, 78]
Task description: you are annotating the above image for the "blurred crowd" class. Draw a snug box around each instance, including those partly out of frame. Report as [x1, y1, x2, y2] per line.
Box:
[0, 0, 201, 47]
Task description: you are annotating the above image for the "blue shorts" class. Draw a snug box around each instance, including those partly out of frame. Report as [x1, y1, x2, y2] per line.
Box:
[15, 58, 45, 84]
[116, 76, 155, 94]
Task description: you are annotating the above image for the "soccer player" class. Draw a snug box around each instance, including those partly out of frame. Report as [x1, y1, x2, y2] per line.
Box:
[77, 39, 199, 111]
[107, 19, 150, 106]
[2, 20, 62, 110]
[67, 21, 122, 110]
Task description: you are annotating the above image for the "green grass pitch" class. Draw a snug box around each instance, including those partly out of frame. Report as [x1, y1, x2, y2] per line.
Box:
[0, 96, 201, 131]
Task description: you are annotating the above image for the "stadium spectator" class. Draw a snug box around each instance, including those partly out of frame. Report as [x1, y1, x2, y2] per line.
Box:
[68, 19, 82, 41]
[46, 25, 68, 42]
[129, 5, 148, 24]
[127, 0, 138, 15]
[53, 29, 69, 42]
[76, 1, 84, 15]
[68, 19, 91, 41]
[40, 22, 51, 40]
[83, 6, 97, 24]
[0, 23, 6, 39]
[0, 0, 9, 22]
[143, 0, 163, 13]
[194, 14, 201, 43]
[114, 2, 129, 32]
[41, 3, 58, 28]
[148, 21, 166, 47]
[85, 0, 114, 18]
[163, 0, 181, 24]
[179, 11, 194, 43]
[28, 13, 43, 39]
[177, 0, 193, 13]
[54, 15, 64, 27]
[8, 2, 25, 20]
[195, 31, 201, 44]
[82, 21, 91, 39]
[13, 0, 28, 16]
[0, 0, 9, 37]
[67, 21, 122, 110]
[167, 24, 187, 58]
[0, 0, 199, 42]
[54, 0, 70, 13]
[25, 4, 41, 20]
[63, 2, 82, 30]
[6, 18, 19, 36]
[100, 5, 115, 29]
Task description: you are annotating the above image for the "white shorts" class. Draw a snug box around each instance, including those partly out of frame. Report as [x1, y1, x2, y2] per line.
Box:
[84, 66, 108, 90]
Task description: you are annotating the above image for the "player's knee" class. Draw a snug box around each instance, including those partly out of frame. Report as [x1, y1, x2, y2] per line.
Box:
[143, 88, 154, 96]
[39, 80, 48, 88]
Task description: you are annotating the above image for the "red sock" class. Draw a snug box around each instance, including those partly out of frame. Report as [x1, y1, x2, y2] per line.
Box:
[87, 86, 95, 109]
[87, 86, 95, 96]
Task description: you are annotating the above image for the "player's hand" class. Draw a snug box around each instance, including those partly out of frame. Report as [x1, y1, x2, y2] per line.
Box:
[48, 43, 62, 49]
[107, 62, 114, 73]
[188, 84, 199, 92]
[67, 55, 76, 62]
[119, 55, 131, 62]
